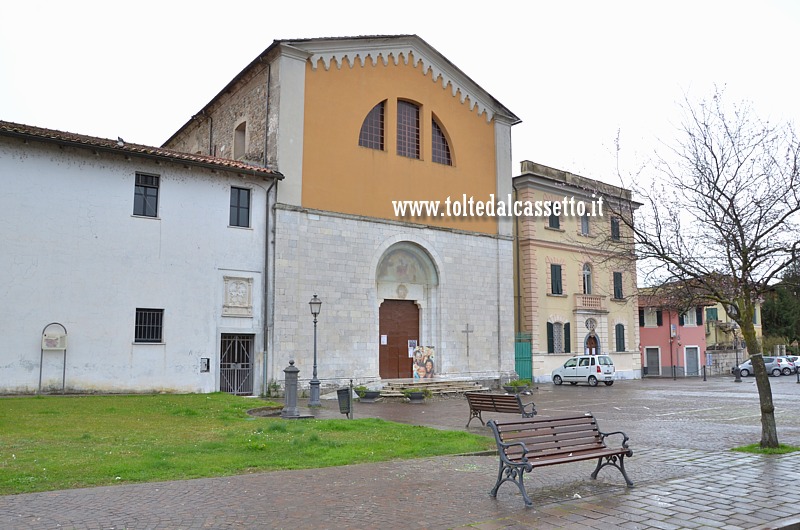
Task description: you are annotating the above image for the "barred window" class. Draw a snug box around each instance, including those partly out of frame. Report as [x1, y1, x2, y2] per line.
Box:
[431, 117, 451, 165]
[397, 101, 420, 159]
[135, 308, 163, 343]
[133, 173, 159, 217]
[230, 187, 251, 228]
[358, 101, 385, 150]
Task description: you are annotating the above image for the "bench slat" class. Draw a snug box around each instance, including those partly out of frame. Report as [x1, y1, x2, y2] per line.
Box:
[487, 413, 634, 507]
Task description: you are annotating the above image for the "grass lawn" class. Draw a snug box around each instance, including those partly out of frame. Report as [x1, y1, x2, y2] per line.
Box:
[0, 393, 494, 495]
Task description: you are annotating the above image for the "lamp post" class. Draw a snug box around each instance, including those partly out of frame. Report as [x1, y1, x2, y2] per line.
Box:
[732, 325, 742, 383]
[308, 294, 322, 407]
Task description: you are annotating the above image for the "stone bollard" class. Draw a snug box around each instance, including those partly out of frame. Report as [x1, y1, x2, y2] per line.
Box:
[281, 360, 300, 419]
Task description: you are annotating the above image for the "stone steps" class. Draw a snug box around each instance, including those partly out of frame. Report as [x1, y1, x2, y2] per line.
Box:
[377, 378, 490, 397]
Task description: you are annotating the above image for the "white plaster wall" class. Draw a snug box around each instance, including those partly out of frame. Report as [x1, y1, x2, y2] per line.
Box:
[269, 206, 516, 389]
[0, 138, 269, 394]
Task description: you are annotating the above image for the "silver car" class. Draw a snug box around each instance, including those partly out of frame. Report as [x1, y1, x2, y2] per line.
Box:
[735, 356, 793, 377]
[552, 355, 615, 386]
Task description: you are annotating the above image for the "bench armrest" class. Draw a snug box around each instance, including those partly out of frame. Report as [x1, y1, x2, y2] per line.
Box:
[599, 430, 630, 449]
[521, 401, 537, 416]
[496, 440, 531, 464]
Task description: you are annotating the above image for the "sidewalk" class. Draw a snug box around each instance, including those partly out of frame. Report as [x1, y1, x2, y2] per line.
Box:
[2, 378, 800, 529]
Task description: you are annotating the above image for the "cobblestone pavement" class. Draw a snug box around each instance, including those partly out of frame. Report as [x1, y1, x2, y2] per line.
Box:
[2, 376, 800, 529]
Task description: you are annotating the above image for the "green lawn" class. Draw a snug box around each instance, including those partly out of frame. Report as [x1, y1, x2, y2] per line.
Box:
[0, 393, 493, 495]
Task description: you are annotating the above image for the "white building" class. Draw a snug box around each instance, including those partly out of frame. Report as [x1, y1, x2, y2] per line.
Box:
[0, 122, 280, 394]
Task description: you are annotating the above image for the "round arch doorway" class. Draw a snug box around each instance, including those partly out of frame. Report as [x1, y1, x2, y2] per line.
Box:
[376, 242, 439, 379]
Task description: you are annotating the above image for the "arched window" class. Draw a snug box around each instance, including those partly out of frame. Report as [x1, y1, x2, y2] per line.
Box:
[397, 100, 420, 159]
[582, 263, 593, 294]
[234, 121, 246, 160]
[431, 117, 451, 165]
[358, 101, 385, 150]
[547, 321, 570, 353]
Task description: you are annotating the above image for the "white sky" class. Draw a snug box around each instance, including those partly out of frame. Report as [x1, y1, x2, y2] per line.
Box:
[2, 1, 798, 185]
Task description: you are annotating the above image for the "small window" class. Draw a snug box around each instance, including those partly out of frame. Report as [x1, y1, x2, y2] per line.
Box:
[397, 101, 420, 159]
[580, 214, 590, 235]
[564, 358, 577, 368]
[613, 272, 624, 299]
[682, 309, 697, 326]
[644, 308, 658, 327]
[135, 308, 163, 343]
[548, 213, 560, 229]
[234, 122, 246, 160]
[611, 217, 621, 240]
[582, 264, 593, 294]
[706, 307, 719, 321]
[359, 101, 385, 150]
[579, 357, 590, 366]
[551, 264, 563, 295]
[431, 117, 451, 165]
[615, 323, 625, 352]
[230, 187, 251, 228]
[133, 173, 159, 217]
[753, 306, 759, 325]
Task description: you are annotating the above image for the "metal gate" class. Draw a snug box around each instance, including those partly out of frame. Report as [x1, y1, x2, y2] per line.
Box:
[220, 334, 254, 395]
[515, 333, 532, 381]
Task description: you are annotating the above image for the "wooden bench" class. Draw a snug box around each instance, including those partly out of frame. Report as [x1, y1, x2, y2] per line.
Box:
[487, 413, 634, 507]
[464, 392, 536, 428]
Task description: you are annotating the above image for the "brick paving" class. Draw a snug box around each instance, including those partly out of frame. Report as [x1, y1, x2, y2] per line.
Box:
[2, 377, 800, 529]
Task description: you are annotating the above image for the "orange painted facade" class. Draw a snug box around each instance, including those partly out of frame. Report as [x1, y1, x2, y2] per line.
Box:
[301, 53, 499, 234]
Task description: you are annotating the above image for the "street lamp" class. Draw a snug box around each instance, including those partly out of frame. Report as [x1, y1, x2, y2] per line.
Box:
[308, 294, 322, 406]
[732, 324, 742, 383]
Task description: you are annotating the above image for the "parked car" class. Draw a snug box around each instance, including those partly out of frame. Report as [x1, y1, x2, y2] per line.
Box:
[785, 355, 799, 374]
[552, 355, 615, 386]
[734, 356, 794, 377]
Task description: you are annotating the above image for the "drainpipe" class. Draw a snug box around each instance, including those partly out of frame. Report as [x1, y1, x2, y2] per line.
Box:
[263, 178, 277, 396]
[261, 60, 274, 397]
[263, 62, 272, 168]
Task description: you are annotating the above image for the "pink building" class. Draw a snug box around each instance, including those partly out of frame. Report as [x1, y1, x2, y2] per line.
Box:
[638, 294, 708, 378]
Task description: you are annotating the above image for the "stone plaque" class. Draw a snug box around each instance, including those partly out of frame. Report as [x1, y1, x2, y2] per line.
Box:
[223, 276, 253, 317]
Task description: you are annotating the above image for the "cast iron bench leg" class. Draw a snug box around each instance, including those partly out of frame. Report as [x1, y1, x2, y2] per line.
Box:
[490, 462, 534, 507]
[590, 452, 635, 487]
[466, 409, 484, 428]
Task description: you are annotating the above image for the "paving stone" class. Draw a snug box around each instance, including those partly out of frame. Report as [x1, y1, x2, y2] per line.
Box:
[2, 377, 800, 529]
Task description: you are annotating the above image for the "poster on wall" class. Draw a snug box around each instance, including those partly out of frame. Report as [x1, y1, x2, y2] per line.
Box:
[407, 339, 418, 358]
[412, 346, 435, 379]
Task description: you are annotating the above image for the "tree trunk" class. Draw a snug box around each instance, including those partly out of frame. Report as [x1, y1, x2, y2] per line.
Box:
[741, 320, 779, 448]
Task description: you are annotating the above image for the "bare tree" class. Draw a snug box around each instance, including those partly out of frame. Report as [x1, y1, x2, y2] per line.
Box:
[616, 89, 800, 448]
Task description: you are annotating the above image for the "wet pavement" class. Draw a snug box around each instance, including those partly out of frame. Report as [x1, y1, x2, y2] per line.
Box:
[2, 376, 800, 529]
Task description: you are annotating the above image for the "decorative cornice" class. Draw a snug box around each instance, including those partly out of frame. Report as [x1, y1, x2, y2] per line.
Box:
[288, 36, 513, 124]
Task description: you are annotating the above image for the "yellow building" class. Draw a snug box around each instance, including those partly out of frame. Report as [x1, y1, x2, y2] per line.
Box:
[165, 35, 521, 392]
[513, 161, 642, 381]
[705, 302, 763, 353]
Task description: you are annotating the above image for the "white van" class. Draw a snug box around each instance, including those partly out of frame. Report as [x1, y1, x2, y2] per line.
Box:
[551, 355, 615, 386]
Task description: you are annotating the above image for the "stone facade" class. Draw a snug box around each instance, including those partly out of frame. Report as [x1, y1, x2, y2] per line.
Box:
[268, 206, 516, 388]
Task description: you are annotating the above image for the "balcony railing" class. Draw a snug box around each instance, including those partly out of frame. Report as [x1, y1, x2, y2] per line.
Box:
[574, 293, 606, 311]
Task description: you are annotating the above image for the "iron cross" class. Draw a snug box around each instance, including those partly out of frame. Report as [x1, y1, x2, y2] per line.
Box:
[462, 323, 474, 357]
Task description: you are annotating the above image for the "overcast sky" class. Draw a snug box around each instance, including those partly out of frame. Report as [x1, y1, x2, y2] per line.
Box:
[2, 1, 798, 185]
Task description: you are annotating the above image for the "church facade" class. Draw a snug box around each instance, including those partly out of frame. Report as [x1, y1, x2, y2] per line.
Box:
[163, 36, 520, 391]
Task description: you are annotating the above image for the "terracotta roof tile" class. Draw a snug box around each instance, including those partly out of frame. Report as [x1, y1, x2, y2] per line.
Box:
[0, 120, 282, 179]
